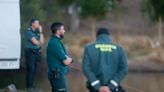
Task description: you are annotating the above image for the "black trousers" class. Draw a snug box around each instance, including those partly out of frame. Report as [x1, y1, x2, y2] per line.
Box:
[25, 49, 37, 88]
[25, 48, 41, 88]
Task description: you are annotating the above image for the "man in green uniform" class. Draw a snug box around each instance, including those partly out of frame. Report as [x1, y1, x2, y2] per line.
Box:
[46, 22, 73, 92]
[82, 28, 128, 92]
[25, 18, 44, 92]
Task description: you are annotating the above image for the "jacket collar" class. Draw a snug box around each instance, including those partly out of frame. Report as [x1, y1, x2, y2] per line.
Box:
[28, 27, 38, 33]
[52, 34, 61, 40]
[96, 34, 112, 43]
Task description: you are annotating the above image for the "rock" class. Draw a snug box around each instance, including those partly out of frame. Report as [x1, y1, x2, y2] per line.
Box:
[4, 84, 17, 92]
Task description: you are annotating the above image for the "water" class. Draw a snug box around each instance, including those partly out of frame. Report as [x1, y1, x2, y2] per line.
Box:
[123, 73, 164, 92]
[68, 71, 164, 92]
[0, 69, 164, 92]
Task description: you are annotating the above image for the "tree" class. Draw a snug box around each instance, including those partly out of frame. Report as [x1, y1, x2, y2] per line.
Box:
[142, 0, 164, 47]
[43, 0, 64, 27]
[112, 0, 123, 43]
[20, 0, 46, 30]
[56, 0, 80, 32]
[57, 0, 75, 7]
[142, 0, 164, 60]
[79, 0, 114, 40]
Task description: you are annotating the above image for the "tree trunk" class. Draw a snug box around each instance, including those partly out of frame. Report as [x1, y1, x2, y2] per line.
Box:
[116, 12, 121, 43]
[158, 16, 162, 46]
[157, 16, 163, 61]
[91, 18, 96, 40]
[68, 3, 80, 32]
[115, 1, 121, 43]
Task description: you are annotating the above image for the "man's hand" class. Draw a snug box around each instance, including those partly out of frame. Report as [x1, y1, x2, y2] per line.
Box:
[38, 25, 42, 33]
[99, 86, 111, 92]
[63, 56, 72, 65]
[31, 24, 44, 45]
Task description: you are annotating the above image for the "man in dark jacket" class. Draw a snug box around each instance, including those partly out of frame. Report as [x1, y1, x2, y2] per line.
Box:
[82, 28, 128, 92]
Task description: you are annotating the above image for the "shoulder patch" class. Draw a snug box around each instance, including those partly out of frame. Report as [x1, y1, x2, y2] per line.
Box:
[27, 28, 31, 31]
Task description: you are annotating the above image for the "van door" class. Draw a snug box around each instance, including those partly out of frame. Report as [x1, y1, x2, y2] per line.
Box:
[0, 0, 21, 69]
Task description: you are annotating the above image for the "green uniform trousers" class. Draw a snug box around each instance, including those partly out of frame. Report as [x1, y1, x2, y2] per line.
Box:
[48, 71, 67, 92]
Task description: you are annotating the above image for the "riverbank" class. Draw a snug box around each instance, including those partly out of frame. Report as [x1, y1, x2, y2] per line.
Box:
[1, 68, 164, 92]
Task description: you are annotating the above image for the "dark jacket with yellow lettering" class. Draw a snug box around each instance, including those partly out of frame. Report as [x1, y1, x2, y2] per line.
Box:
[82, 34, 128, 91]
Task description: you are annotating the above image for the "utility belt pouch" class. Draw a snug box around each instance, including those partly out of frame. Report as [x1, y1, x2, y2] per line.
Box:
[52, 69, 60, 79]
[36, 47, 42, 63]
[30, 47, 42, 62]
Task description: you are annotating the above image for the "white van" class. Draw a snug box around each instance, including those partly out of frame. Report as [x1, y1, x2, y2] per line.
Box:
[0, 0, 21, 69]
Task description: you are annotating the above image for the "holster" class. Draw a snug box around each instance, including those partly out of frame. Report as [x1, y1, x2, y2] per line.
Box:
[31, 47, 42, 63]
[52, 69, 61, 79]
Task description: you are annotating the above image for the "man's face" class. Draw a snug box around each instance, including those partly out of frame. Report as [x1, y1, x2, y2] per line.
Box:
[58, 25, 65, 39]
[32, 20, 39, 29]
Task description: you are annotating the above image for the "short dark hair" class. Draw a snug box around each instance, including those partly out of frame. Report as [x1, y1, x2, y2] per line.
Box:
[51, 22, 64, 34]
[30, 18, 39, 26]
[96, 28, 110, 37]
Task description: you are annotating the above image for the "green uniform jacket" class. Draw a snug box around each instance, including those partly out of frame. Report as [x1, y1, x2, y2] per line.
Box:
[25, 27, 40, 49]
[82, 34, 128, 90]
[46, 35, 67, 74]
